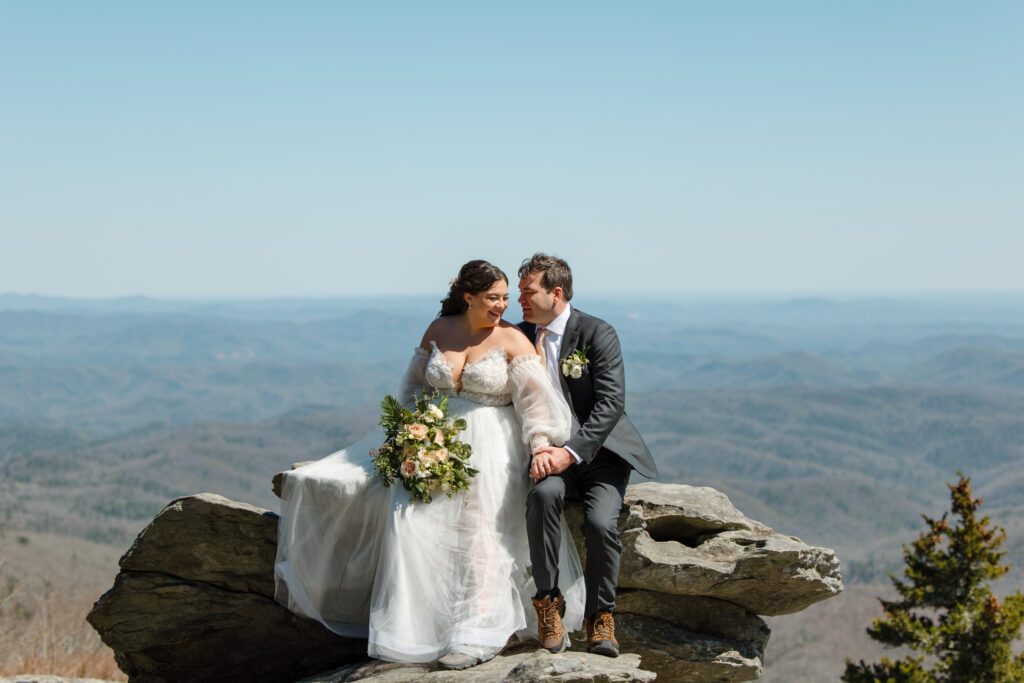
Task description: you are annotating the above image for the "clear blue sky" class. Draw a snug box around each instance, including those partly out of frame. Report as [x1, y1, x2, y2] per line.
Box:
[2, 1, 1021, 297]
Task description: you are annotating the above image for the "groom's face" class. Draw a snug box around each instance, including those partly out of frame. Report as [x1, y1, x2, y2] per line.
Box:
[518, 271, 561, 326]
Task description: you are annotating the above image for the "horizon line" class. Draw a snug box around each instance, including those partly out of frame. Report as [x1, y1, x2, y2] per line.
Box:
[3, 290, 1024, 303]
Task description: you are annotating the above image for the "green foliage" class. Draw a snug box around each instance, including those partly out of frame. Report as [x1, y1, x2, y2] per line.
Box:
[379, 394, 410, 433]
[843, 474, 1024, 682]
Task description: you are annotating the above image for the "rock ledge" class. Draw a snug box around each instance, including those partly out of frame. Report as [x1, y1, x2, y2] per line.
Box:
[88, 482, 843, 682]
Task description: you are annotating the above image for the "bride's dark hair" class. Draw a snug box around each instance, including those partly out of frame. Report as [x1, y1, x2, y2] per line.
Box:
[439, 260, 508, 317]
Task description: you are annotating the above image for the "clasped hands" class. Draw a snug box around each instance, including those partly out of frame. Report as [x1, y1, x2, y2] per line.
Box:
[530, 445, 573, 483]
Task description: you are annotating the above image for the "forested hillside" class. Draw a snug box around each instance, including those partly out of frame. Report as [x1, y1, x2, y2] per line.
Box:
[2, 293, 1023, 680]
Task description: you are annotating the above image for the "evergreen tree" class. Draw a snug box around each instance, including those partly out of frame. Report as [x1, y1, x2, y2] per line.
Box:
[843, 473, 1024, 683]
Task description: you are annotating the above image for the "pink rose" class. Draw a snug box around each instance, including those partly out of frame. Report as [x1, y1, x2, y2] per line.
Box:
[399, 459, 418, 479]
[406, 423, 429, 440]
[435, 447, 449, 462]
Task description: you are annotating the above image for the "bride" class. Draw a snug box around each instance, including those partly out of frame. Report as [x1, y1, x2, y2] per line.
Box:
[274, 260, 585, 669]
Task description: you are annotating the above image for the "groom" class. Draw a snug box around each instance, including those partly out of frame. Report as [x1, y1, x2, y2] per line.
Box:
[517, 253, 657, 658]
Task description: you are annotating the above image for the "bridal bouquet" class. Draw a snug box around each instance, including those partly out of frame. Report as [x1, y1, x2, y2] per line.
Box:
[372, 391, 477, 503]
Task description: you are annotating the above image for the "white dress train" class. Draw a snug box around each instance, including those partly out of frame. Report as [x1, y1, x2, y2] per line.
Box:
[274, 345, 585, 663]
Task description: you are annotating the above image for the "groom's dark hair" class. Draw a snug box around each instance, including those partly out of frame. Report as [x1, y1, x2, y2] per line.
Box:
[518, 253, 573, 301]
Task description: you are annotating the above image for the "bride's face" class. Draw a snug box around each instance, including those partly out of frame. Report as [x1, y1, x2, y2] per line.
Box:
[464, 279, 509, 327]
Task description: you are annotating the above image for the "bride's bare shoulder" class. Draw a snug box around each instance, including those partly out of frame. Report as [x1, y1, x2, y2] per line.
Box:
[496, 322, 535, 358]
[418, 317, 453, 351]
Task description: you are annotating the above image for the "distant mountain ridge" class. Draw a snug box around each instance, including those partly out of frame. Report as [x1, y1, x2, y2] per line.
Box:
[1, 405, 379, 545]
[0, 361, 397, 434]
[906, 347, 1024, 390]
[0, 292, 441, 320]
[5, 305, 1024, 435]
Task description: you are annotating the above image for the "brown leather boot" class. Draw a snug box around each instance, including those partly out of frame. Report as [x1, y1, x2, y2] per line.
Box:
[532, 593, 567, 653]
[585, 611, 619, 657]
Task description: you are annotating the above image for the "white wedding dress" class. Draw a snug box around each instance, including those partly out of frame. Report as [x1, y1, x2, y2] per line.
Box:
[274, 343, 585, 663]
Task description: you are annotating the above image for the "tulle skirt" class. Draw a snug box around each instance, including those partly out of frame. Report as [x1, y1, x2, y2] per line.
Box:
[274, 397, 585, 663]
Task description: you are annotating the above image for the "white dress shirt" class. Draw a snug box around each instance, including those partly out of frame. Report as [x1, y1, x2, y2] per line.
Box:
[535, 304, 582, 463]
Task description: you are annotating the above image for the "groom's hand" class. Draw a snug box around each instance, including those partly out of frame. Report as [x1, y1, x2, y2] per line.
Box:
[530, 446, 573, 482]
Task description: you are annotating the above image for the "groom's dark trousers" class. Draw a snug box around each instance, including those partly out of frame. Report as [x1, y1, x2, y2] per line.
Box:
[527, 448, 631, 616]
[521, 308, 657, 618]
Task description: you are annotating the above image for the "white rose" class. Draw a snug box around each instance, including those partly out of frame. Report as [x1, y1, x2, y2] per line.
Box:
[427, 404, 444, 421]
[420, 447, 448, 464]
[570, 366, 583, 379]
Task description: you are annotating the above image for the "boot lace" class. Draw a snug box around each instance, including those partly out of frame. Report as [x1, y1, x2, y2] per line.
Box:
[536, 596, 564, 638]
[590, 612, 616, 643]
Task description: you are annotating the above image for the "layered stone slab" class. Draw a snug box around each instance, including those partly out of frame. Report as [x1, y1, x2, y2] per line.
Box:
[88, 481, 843, 682]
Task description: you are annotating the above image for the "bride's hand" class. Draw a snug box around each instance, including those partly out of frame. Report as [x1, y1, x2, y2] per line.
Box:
[530, 446, 573, 482]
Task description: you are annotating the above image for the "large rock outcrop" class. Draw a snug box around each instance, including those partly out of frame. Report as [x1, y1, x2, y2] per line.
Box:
[608, 482, 842, 615]
[565, 483, 841, 682]
[88, 481, 842, 682]
[86, 495, 365, 683]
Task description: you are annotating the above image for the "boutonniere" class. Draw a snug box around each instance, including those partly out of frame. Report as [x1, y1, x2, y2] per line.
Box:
[560, 348, 590, 379]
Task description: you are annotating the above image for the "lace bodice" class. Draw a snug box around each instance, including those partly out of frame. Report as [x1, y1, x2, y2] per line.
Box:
[425, 342, 511, 406]
[399, 342, 572, 451]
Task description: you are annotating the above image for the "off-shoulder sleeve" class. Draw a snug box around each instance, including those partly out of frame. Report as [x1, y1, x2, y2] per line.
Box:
[398, 347, 430, 406]
[508, 354, 572, 452]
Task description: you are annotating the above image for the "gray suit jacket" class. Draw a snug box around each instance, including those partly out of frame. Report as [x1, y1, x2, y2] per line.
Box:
[519, 308, 657, 479]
